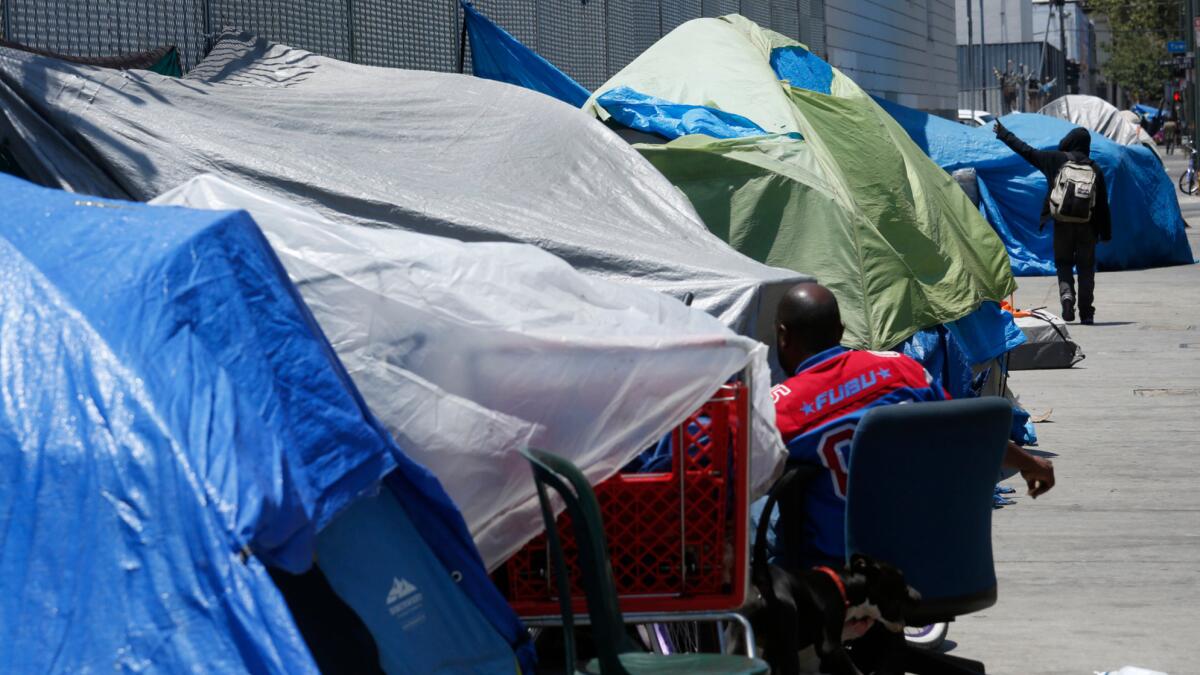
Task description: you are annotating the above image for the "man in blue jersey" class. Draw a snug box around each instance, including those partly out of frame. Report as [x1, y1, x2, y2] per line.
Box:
[765, 283, 1055, 568]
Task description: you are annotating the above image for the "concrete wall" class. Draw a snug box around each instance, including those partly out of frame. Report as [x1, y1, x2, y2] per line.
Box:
[824, 0, 958, 114]
[956, 0, 1033, 45]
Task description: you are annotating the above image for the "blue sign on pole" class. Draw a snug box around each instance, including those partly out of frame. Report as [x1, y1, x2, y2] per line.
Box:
[1168, 40, 1188, 54]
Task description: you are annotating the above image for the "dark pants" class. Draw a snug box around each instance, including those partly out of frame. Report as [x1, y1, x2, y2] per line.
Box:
[1053, 220, 1097, 317]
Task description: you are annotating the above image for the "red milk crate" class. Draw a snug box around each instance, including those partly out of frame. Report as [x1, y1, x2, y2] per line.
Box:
[500, 382, 751, 617]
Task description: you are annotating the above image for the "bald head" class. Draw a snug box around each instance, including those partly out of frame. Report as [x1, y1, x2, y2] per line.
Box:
[775, 282, 844, 374]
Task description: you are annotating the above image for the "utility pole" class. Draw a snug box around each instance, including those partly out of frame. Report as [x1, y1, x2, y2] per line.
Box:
[967, 0, 975, 113]
[1057, 0, 1068, 92]
[1190, 0, 1199, 145]
[980, 0, 987, 112]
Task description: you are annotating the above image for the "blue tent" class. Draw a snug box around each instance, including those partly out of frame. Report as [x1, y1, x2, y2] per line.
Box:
[0, 175, 531, 673]
[879, 100, 1194, 276]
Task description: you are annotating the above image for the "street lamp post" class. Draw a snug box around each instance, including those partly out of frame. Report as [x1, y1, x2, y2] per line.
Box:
[1192, 0, 1199, 142]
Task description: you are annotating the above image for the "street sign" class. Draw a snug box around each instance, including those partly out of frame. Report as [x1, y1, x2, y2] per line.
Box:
[1169, 40, 1188, 54]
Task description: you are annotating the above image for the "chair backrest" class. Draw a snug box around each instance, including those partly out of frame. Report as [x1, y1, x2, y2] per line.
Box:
[521, 448, 635, 675]
[844, 398, 1010, 623]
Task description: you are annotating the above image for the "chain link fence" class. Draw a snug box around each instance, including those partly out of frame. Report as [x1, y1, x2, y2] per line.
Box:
[0, 0, 826, 91]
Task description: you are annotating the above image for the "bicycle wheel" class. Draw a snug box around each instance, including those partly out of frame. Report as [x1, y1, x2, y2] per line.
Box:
[1179, 170, 1199, 195]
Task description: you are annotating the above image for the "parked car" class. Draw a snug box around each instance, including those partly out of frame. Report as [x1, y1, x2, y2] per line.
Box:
[958, 109, 997, 127]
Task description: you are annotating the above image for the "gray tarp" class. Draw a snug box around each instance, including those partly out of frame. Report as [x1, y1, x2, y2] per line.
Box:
[1039, 95, 1160, 157]
[0, 32, 804, 340]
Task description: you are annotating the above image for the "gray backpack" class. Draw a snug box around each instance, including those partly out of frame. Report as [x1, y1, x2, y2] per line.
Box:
[1048, 160, 1098, 223]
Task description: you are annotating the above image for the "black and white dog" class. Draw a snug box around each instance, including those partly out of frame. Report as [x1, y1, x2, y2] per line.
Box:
[747, 469, 921, 675]
[750, 553, 920, 675]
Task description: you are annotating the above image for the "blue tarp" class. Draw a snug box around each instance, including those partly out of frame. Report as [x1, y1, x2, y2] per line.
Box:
[898, 326, 1034, 445]
[595, 86, 768, 139]
[461, 0, 589, 107]
[1132, 103, 1163, 121]
[947, 301, 1025, 365]
[878, 99, 1194, 276]
[0, 176, 530, 673]
[769, 45, 834, 95]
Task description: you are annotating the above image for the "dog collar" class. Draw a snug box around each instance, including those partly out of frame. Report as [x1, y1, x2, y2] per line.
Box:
[814, 565, 849, 608]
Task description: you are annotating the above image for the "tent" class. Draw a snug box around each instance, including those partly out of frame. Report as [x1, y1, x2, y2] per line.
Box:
[582, 16, 1018, 355]
[1039, 95, 1158, 155]
[0, 175, 531, 673]
[152, 174, 786, 570]
[0, 33, 804, 343]
[879, 99, 1194, 276]
[0, 40, 182, 75]
[1008, 310, 1085, 370]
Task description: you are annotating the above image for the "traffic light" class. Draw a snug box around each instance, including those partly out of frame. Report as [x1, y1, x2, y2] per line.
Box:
[1065, 60, 1081, 91]
[1176, 91, 1183, 103]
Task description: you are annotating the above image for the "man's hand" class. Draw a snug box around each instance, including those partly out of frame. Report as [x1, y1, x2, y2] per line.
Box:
[1019, 455, 1055, 498]
[1003, 440, 1055, 498]
[993, 119, 1008, 138]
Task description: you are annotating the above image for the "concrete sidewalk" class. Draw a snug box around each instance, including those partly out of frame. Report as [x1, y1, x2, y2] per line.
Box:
[949, 152, 1200, 673]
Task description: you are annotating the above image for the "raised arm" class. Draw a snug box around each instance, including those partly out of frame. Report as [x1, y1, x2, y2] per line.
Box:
[993, 120, 1058, 176]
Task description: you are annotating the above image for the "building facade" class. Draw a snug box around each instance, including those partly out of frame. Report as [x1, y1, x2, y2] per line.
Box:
[955, 0, 1105, 113]
[823, 0, 958, 115]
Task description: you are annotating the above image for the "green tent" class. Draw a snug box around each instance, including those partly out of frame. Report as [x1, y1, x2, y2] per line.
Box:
[589, 16, 1016, 351]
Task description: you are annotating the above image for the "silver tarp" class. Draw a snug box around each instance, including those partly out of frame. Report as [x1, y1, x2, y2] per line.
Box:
[1039, 95, 1160, 157]
[152, 174, 786, 570]
[0, 32, 804, 340]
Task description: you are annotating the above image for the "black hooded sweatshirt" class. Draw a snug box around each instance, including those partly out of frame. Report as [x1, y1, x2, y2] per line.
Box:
[996, 126, 1113, 241]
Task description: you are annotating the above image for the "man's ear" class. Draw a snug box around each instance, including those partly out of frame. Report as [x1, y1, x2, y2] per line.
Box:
[776, 323, 789, 349]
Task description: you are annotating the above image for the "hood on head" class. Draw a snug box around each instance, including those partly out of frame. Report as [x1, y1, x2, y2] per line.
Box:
[1058, 127, 1091, 154]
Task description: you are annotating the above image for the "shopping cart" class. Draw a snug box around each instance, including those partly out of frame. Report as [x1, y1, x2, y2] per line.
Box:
[497, 382, 757, 656]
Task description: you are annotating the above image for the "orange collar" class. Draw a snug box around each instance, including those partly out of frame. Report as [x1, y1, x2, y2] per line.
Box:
[814, 566, 849, 608]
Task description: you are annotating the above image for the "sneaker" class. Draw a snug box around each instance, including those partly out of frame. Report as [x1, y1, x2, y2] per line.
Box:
[1080, 314, 1094, 325]
[1061, 303, 1075, 322]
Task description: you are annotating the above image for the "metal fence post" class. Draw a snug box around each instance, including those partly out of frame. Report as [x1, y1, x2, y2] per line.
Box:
[3, 0, 11, 41]
[202, 0, 213, 52]
[346, 0, 356, 63]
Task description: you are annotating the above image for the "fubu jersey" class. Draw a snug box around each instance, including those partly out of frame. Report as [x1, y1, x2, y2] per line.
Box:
[769, 345, 947, 566]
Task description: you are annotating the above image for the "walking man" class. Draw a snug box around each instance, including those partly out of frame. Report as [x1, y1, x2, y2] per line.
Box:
[1162, 116, 1179, 155]
[994, 122, 1112, 324]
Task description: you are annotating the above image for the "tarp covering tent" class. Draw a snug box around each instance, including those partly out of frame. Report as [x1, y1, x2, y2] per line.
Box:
[0, 175, 531, 673]
[879, 99, 1194, 276]
[583, 16, 1018, 353]
[1039, 95, 1158, 154]
[0, 33, 804, 343]
[153, 174, 786, 570]
[0, 40, 182, 75]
